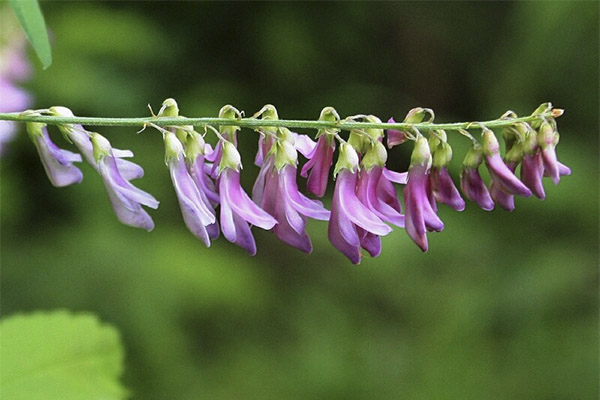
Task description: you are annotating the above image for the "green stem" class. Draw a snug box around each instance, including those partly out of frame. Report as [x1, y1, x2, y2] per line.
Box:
[0, 112, 550, 133]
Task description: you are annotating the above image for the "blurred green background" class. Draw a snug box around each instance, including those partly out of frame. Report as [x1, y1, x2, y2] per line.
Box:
[1, 2, 598, 399]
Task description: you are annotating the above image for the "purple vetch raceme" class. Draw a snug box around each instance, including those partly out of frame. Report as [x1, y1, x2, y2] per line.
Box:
[14, 100, 571, 263]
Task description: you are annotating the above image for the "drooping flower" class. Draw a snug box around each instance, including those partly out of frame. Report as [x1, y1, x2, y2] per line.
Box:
[91, 133, 159, 231]
[404, 137, 444, 251]
[300, 107, 340, 197]
[26, 121, 83, 187]
[459, 143, 494, 211]
[254, 130, 330, 253]
[218, 140, 277, 255]
[386, 108, 433, 149]
[428, 131, 465, 211]
[328, 143, 392, 264]
[184, 130, 220, 205]
[164, 131, 218, 246]
[482, 127, 532, 201]
[50, 107, 144, 181]
[538, 120, 568, 184]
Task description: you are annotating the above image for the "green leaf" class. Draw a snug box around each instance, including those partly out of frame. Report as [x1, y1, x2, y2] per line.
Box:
[8, 0, 52, 68]
[0, 311, 127, 400]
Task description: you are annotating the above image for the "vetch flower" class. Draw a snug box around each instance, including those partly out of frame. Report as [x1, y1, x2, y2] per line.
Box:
[91, 133, 159, 231]
[404, 137, 444, 251]
[164, 131, 218, 246]
[386, 108, 434, 148]
[482, 127, 532, 199]
[26, 121, 83, 187]
[218, 140, 277, 255]
[459, 143, 494, 211]
[328, 142, 392, 264]
[538, 120, 569, 184]
[428, 131, 465, 211]
[50, 107, 144, 181]
[184, 130, 220, 205]
[300, 107, 340, 197]
[255, 130, 330, 253]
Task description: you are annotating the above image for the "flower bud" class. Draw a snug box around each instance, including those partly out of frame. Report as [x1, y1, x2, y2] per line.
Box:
[218, 105, 242, 140]
[334, 142, 359, 176]
[318, 106, 340, 123]
[219, 140, 242, 172]
[163, 131, 184, 162]
[158, 98, 179, 117]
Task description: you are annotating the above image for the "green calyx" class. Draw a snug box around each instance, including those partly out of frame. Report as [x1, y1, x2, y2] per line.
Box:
[91, 133, 112, 162]
[219, 140, 242, 173]
[218, 105, 242, 140]
[26, 121, 46, 138]
[537, 120, 556, 149]
[334, 142, 359, 176]
[462, 143, 484, 169]
[163, 131, 184, 163]
[481, 128, 500, 156]
[273, 140, 298, 170]
[254, 104, 279, 136]
[316, 106, 340, 139]
[361, 141, 387, 171]
[410, 136, 432, 169]
[185, 131, 206, 162]
[432, 142, 452, 169]
[404, 107, 433, 124]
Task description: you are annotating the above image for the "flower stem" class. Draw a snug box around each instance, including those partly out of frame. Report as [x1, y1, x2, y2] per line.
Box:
[0, 111, 555, 133]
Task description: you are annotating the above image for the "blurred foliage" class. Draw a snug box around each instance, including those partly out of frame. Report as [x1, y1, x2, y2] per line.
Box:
[0, 311, 125, 399]
[1, 2, 598, 399]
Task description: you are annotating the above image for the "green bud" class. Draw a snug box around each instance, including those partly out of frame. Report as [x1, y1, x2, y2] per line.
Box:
[219, 141, 242, 173]
[363, 115, 384, 142]
[531, 102, 552, 117]
[404, 107, 431, 124]
[521, 128, 538, 155]
[410, 136, 432, 168]
[462, 143, 484, 169]
[361, 141, 388, 171]
[175, 125, 194, 144]
[274, 140, 298, 170]
[255, 104, 279, 136]
[428, 130, 446, 154]
[158, 98, 179, 117]
[348, 131, 367, 154]
[432, 142, 452, 169]
[334, 142, 359, 176]
[48, 106, 75, 118]
[319, 106, 340, 123]
[505, 142, 523, 163]
[91, 133, 112, 162]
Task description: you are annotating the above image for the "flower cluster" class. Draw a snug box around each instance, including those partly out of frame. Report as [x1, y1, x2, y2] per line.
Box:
[24, 101, 569, 264]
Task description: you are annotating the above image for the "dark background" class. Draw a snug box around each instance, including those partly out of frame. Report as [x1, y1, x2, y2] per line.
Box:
[2, 2, 598, 399]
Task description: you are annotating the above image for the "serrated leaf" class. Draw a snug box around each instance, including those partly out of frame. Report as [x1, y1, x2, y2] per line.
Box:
[8, 0, 52, 69]
[0, 310, 127, 400]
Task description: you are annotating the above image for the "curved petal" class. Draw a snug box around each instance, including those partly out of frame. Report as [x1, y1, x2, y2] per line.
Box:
[280, 165, 330, 220]
[460, 167, 494, 211]
[485, 153, 531, 196]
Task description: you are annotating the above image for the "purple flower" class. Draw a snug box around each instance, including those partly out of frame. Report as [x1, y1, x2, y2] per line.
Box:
[403, 137, 444, 252]
[328, 143, 392, 264]
[521, 151, 546, 200]
[430, 167, 465, 211]
[165, 132, 218, 246]
[261, 163, 330, 253]
[356, 166, 405, 227]
[26, 122, 83, 187]
[300, 134, 335, 197]
[482, 129, 531, 198]
[459, 143, 494, 210]
[489, 161, 518, 211]
[50, 107, 144, 181]
[538, 121, 571, 185]
[184, 132, 219, 205]
[218, 141, 277, 255]
[91, 133, 159, 231]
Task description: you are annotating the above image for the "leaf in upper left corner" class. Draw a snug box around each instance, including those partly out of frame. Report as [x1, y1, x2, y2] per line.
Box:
[8, 0, 52, 69]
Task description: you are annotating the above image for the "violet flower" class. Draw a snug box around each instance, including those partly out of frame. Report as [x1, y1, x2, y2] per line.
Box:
[459, 143, 494, 210]
[183, 130, 219, 206]
[386, 118, 409, 148]
[538, 120, 571, 184]
[489, 161, 518, 211]
[50, 107, 144, 181]
[328, 143, 392, 264]
[164, 131, 218, 246]
[218, 141, 277, 255]
[91, 133, 159, 231]
[26, 122, 83, 187]
[255, 138, 329, 253]
[482, 128, 532, 198]
[403, 137, 444, 252]
[300, 133, 335, 197]
[429, 139, 465, 211]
